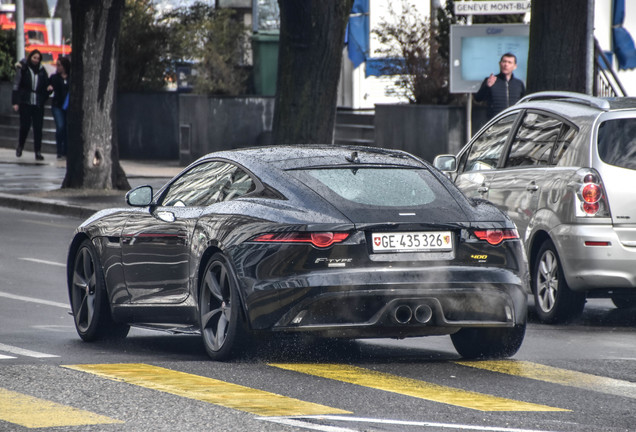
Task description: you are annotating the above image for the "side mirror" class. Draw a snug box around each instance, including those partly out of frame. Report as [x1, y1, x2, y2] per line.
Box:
[126, 185, 154, 207]
[433, 154, 457, 172]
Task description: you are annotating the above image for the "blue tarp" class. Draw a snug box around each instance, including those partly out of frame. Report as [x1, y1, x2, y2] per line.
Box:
[365, 57, 405, 77]
[612, 0, 636, 70]
[346, 0, 369, 68]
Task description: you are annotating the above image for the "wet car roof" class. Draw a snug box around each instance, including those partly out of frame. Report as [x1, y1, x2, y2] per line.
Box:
[198, 145, 427, 171]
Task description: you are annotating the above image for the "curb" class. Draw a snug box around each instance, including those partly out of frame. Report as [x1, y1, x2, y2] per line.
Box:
[0, 192, 99, 219]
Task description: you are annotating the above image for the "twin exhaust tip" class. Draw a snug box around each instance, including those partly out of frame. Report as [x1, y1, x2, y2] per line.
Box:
[393, 304, 433, 325]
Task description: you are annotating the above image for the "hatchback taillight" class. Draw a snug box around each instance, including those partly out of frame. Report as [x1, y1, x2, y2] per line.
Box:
[473, 229, 519, 245]
[577, 172, 607, 217]
[253, 232, 350, 248]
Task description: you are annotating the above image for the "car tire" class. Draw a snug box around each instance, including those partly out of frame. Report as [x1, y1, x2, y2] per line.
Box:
[451, 323, 526, 359]
[532, 239, 586, 324]
[199, 253, 250, 361]
[611, 295, 636, 309]
[70, 239, 130, 341]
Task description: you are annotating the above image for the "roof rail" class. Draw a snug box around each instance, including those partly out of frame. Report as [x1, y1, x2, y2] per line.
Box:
[518, 91, 611, 111]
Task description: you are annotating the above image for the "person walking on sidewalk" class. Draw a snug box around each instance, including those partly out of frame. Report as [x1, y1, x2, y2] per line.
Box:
[474, 52, 525, 120]
[11, 49, 50, 161]
[47, 56, 70, 160]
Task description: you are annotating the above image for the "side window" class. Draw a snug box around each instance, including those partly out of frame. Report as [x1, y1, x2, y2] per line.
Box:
[551, 124, 577, 165]
[506, 112, 562, 167]
[160, 161, 254, 207]
[460, 114, 517, 172]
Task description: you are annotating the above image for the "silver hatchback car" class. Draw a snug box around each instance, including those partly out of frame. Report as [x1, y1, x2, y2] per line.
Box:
[434, 91, 636, 323]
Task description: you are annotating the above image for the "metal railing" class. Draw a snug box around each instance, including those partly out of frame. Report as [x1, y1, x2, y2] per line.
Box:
[594, 38, 627, 97]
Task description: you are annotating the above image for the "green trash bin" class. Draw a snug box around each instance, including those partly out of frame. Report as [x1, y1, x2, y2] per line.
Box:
[251, 30, 279, 96]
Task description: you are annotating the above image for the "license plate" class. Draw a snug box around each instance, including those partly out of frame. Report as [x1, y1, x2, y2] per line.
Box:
[371, 231, 453, 252]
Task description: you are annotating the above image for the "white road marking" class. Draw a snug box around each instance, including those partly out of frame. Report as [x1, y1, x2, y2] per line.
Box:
[0, 291, 69, 309]
[31, 325, 75, 333]
[258, 416, 562, 432]
[0, 343, 58, 358]
[257, 417, 356, 432]
[0, 354, 17, 360]
[19, 257, 65, 267]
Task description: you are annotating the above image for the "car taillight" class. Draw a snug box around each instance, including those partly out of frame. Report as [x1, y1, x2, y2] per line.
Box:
[253, 232, 349, 248]
[578, 172, 606, 217]
[473, 229, 519, 245]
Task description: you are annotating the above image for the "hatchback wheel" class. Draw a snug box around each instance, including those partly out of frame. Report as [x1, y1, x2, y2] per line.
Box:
[70, 239, 130, 341]
[611, 295, 636, 309]
[451, 323, 525, 359]
[200, 253, 250, 361]
[532, 240, 585, 323]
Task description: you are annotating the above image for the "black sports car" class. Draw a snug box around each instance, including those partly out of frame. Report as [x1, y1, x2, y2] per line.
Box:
[67, 145, 528, 360]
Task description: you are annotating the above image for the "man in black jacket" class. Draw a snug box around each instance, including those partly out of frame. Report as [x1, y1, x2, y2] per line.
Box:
[475, 53, 525, 120]
[12, 49, 50, 160]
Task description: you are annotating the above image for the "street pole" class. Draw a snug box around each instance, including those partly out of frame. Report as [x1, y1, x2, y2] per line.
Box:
[16, 0, 24, 61]
[585, 0, 595, 95]
[466, 3, 473, 142]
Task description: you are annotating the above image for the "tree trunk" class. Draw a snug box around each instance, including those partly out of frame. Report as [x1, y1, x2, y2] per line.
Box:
[272, 0, 354, 144]
[63, 0, 130, 190]
[526, 0, 590, 94]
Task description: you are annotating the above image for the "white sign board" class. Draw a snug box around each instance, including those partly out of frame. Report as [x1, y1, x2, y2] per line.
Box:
[450, 24, 530, 93]
[455, 1, 531, 15]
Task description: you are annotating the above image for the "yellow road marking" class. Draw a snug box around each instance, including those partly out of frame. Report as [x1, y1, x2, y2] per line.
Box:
[63, 363, 350, 417]
[457, 360, 636, 399]
[269, 363, 568, 412]
[0, 387, 122, 428]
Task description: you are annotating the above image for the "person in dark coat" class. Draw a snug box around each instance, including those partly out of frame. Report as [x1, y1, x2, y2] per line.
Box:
[11, 49, 50, 160]
[474, 52, 526, 120]
[47, 56, 70, 159]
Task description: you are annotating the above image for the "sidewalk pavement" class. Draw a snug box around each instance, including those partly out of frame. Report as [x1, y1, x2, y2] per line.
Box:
[0, 147, 183, 219]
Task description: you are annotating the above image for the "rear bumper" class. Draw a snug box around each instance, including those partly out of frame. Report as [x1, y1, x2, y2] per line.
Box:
[242, 267, 528, 336]
[551, 224, 636, 291]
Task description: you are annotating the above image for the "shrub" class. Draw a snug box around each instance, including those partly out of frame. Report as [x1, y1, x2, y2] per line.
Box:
[372, 1, 452, 105]
[0, 30, 16, 82]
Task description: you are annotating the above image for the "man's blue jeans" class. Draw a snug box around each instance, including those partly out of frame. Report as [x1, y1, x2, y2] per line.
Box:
[51, 106, 67, 158]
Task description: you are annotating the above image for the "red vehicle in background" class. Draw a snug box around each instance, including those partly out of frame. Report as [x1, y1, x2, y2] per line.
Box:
[0, 10, 71, 70]
[26, 43, 71, 64]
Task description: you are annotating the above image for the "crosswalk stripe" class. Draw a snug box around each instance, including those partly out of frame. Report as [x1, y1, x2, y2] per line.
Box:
[0, 387, 122, 428]
[269, 363, 569, 412]
[0, 343, 59, 358]
[20, 257, 65, 267]
[63, 363, 351, 417]
[0, 291, 69, 309]
[456, 360, 636, 400]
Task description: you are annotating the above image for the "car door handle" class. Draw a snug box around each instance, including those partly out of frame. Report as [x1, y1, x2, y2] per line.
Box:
[526, 184, 539, 192]
[477, 186, 489, 194]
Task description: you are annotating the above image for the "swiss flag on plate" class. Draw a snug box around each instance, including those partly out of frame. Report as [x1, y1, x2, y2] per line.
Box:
[374, 237, 381, 246]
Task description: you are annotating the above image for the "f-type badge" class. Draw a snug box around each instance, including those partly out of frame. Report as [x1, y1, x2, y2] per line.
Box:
[315, 258, 353, 267]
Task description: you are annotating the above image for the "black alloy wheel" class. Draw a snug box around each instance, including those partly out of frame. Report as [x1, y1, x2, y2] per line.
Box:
[611, 295, 636, 309]
[199, 253, 249, 361]
[70, 239, 130, 341]
[532, 239, 586, 324]
[451, 323, 526, 359]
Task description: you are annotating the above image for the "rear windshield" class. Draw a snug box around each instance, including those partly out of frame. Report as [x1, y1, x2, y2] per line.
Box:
[597, 118, 636, 169]
[289, 167, 447, 208]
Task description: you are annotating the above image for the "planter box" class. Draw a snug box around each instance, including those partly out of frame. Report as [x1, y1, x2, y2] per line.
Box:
[178, 95, 275, 165]
[116, 93, 275, 165]
[374, 103, 489, 162]
[118, 92, 180, 160]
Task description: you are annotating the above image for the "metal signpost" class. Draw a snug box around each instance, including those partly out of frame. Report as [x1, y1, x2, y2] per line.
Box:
[453, 0, 531, 140]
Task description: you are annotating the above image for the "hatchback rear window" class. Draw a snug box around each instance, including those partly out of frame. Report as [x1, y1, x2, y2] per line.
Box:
[290, 167, 443, 208]
[598, 119, 636, 169]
